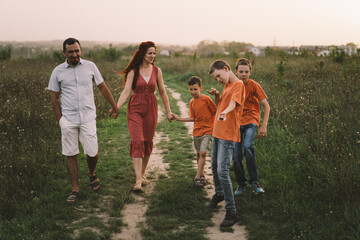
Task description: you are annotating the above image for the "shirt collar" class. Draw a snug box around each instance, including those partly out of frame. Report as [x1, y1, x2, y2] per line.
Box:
[64, 58, 83, 68]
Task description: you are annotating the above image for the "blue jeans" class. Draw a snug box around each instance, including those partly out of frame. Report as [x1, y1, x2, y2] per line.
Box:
[233, 123, 259, 185]
[212, 137, 236, 213]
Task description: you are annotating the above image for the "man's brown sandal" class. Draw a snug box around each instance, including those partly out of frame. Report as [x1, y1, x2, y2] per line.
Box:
[88, 174, 101, 192]
[66, 191, 79, 202]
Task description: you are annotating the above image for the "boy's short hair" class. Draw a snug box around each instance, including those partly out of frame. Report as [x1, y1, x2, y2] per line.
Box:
[209, 60, 231, 74]
[188, 76, 202, 86]
[235, 58, 252, 71]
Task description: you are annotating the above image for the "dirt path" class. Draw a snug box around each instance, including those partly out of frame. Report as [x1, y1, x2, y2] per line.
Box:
[113, 109, 169, 240]
[111, 87, 247, 239]
[167, 88, 248, 240]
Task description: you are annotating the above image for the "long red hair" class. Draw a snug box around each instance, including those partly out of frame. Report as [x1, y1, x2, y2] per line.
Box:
[119, 41, 156, 90]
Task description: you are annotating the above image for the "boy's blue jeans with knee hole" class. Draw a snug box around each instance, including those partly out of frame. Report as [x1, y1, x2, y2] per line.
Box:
[233, 123, 259, 185]
[211, 137, 236, 213]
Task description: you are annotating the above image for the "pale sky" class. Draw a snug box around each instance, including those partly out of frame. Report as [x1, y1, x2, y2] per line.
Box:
[1, 0, 359, 47]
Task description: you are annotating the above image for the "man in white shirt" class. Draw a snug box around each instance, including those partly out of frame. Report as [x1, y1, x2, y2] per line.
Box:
[48, 38, 119, 202]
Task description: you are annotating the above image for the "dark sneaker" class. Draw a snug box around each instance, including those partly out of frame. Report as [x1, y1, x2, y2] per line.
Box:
[220, 211, 238, 227]
[208, 194, 224, 208]
[234, 184, 247, 196]
[251, 182, 265, 194]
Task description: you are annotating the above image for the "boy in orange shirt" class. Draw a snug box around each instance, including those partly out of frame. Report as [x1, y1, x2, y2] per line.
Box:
[172, 76, 216, 187]
[233, 58, 270, 195]
[207, 60, 245, 228]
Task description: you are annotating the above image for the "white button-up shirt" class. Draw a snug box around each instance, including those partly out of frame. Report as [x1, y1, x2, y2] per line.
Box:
[48, 58, 104, 124]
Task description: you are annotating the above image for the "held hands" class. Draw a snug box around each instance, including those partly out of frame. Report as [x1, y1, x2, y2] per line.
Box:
[171, 113, 179, 121]
[167, 111, 175, 122]
[207, 87, 219, 96]
[108, 106, 120, 119]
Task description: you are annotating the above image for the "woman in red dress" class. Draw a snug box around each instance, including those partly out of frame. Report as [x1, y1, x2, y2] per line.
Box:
[110, 41, 173, 192]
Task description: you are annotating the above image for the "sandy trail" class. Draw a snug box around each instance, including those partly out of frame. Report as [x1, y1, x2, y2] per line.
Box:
[112, 87, 248, 240]
[167, 87, 248, 240]
[113, 110, 169, 240]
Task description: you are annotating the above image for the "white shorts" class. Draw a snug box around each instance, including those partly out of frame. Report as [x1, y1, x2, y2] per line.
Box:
[59, 117, 98, 157]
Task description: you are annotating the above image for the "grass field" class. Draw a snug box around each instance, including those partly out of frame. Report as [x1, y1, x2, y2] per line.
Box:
[0, 52, 359, 239]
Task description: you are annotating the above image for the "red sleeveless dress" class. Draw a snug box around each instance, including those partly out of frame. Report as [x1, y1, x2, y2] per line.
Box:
[127, 65, 158, 158]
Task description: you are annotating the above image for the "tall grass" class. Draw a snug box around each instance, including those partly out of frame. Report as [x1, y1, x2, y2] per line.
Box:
[158, 55, 360, 239]
[0, 59, 74, 239]
[1, 59, 60, 217]
[1, 53, 359, 239]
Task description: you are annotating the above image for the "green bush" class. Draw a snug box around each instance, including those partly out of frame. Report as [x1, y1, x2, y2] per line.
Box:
[88, 44, 121, 62]
[329, 46, 346, 64]
[52, 50, 65, 63]
[0, 45, 12, 61]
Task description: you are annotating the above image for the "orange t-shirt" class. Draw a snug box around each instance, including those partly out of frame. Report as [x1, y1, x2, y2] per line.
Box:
[212, 80, 245, 142]
[241, 79, 267, 126]
[189, 94, 216, 136]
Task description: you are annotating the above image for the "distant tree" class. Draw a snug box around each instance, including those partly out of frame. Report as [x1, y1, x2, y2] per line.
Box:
[222, 41, 253, 56]
[196, 40, 222, 57]
[103, 44, 121, 62]
[346, 42, 356, 47]
[52, 50, 65, 63]
[300, 49, 309, 58]
[244, 51, 255, 60]
[0, 44, 12, 61]
[174, 51, 182, 57]
[88, 44, 122, 62]
[121, 45, 138, 56]
[230, 50, 239, 59]
[329, 46, 346, 64]
[265, 46, 273, 56]
[277, 55, 288, 77]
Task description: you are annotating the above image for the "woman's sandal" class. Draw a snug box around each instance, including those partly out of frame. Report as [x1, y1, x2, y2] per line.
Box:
[200, 174, 206, 186]
[88, 174, 101, 192]
[66, 191, 79, 202]
[142, 176, 149, 185]
[194, 178, 203, 187]
[132, 181, 143, 193]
